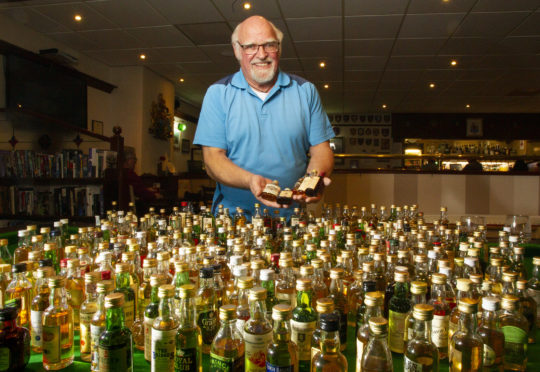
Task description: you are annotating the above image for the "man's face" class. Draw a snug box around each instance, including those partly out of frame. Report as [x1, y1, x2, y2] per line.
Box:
[236, 20, 280, 89]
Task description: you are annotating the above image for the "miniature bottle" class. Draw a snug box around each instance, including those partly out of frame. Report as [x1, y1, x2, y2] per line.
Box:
[91, 280, 114, 372]
[478, 296, 504, 372]
[244, 287, 273, 372]
[428, 272, 451, 359]
[176, 284, 203, 372]
[210, 304, 244, 371]
[144, 274, 169, 362]
[356, 292, 384, 372]
[312, 297, 337, 363]
[516, 279, 537, 344]
[65, 258, 84, 331]
[499, 294, 528, 371]
[404, 304, 439, 372]
[388, 270, 411, 354]
[80, 271, 100, 362]
[6, 262, 33, 329]
[152, 284, 179, 372]
[312, 312, 348, 372]
[261, 180, 281, 202]
[266, 304, 298, 371]
[449, 298, 483, 372]
[114, 263, 136, 330]
[196, 266, 219, 353]
[291, 278, 317, 370]
[328, 267, 349, 350]
[30, 267, 51, 353]
[0, 306, 30, 370]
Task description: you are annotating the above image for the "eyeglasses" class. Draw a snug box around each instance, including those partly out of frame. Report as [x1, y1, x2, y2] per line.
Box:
[236, 41, 279, 55]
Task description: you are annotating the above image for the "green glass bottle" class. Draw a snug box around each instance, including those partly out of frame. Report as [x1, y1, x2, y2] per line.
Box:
[176, 284, 203, 372]
[144, 274, 169, 362]
[291, 278, 317, 370]
[328, 268, 349, 351]
[98, 293, 133, 372]
[196, 266, 219, 354]
[114, 263, 136, 331]
[152, 284, 179, 372]
[266, 304, 298, 371]
[388, 270, 411, 354]
[91, 280, 114, 372]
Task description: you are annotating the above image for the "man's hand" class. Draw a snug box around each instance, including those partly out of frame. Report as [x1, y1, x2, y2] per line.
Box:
[249, 174, 290, 209]
[292, 176, 332, 204]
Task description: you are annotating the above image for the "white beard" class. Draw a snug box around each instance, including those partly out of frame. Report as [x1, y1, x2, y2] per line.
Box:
[249, 60, 277, 85]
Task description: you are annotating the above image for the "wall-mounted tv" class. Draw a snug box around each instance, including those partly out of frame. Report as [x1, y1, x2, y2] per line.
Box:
[5, 53, 87, 129]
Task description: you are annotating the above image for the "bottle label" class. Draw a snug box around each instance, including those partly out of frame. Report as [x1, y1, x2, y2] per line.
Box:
[252, 218, 264, 228]
[30, 310, 43, 348]
[151, 327, 177, 371]
[483, 344, 496, 366]
[144, 316, 156, 360]
[90, 324, 105, 369]
[431, 314, 449, 348]
[502, 325, 527, 365]
[356, 337, 364, 372]
[262, 183, 280, 197]
[175, 347, 199, 372]
[404, 355, 423, 372]
[80, 311, 94, 354]
[502, 325, 527, 344]
[388, 310, 407, 353]
[203, 217, 214, 228]
[123, 300, 135, 329]
[0, 348, 9, 371]
[266, 362, 293, 371]
[197, 310, 218, 345]
[210, 352, 244, 372]
[310, 346, 320, 366]
[290, 218, 299, 227]
[290, 320, 316, 361]
[244, 330, 273, 372]
[448, 319, 458, 343]
[98, 343, 132, 372]
[42, 325, 60, 364]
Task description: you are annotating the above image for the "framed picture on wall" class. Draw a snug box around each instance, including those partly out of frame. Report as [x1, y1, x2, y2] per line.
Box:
[181, 139, 190, 153]
[466, 118, 483, 137]
[91, 120, 103, 135]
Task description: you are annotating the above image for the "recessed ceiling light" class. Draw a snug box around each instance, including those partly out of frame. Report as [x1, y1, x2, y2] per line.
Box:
[429, 83, 436, 88]
[450, 60, 457, 66]
[74, 14, 82, 22]
[466, 104, 471, 108]
[382, 104, 387, 109]
[179, 78, 185, 83]
[139, 54, 146, 60]
[243, 2, 251, 10]
[319, 61, 326, 68]
[323, 84, 329, 89]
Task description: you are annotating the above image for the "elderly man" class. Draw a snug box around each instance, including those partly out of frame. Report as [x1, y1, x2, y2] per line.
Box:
[193, 16, 334, 218]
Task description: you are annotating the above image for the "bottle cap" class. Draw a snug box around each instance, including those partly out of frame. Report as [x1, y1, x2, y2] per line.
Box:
[238, 276, 254, 289]
[410, 281, 428, 294]
[84, 271, 100, 284]
[48, 276, 65, 288]
[501, 294, 519, 311]
[300, 265, 314, 277]
[249, 287, 267, 301]
[158, 284, 175, 298]
[316, 297, 335, 313]
[394, 271, 409, 282]
[482, 296, 500, 311]
[200, 266, 214, 279]
[143, 258, 157, 268]
[0, 264, 11, 274]
[0, 307, 18, 321]
[12, 263, 27, 273]
[259, 269, 275, 281]
[272, 304, 292, 320]
[296, 278, 312, 291]
[219, 304, 237, 321]
[150, 274, 168, 287]
[413, 304, 434, 321]
[115, 263, 130, 273]
[105, 293, 124, 308]
[533, 256, 540, 266]
[364, 292, 384, 307]
[456, 278, 472, 291]
[179, 284, 196, 299]
[320, 312, 340, 332]
[97, 280, 113, 294]
[469, 274, 483, 284]
[457, 298, 478, 314]
[368, 316, 388, 334]
[67, 258, 80, 269]
[329, 268, 344, 279]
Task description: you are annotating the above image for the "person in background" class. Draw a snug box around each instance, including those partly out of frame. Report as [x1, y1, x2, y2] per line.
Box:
[193, 15, 334, 218]
[421, 158, 439, 171]
[123, 146, 162, 201]
[511, 159, 528, 172]
[462, 158, 483, 172]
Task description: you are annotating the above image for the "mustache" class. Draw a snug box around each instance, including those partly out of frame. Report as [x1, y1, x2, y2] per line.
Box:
[250, 58, 273, 65]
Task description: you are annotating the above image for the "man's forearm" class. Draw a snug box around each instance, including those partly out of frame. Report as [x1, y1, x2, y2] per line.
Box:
[306, 141, 334, 177]
[203, 147, 253, 190]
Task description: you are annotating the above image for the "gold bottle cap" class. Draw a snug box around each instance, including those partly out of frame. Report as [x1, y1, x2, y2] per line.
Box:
[373, 252, 385, 262]
[329, 268, 344, 279]
[28, 251, 42, 261]
[341, 250, 353, 259]
[306, 244, 316, 252]
[362, 261, 374, 272]
[456, 278, 472, 291]
[97, 280, 114, 294]
[414, 254, 427, 264]
[490, 257, 503, 266]
[279, 258, 293, 268]
[311, 258, 323, 269]
[513, 246, 525, 255]
[179, 284, 196, 299]
[413, 304, 434, 321]
[174, 261, 189, 272]
[35, 267, 50, 279]
[48, 276, 65, 288]
[157, 251, 171, 261]
[238, 276, 254, 289]
[300, 265, 314, 277]
[0, 264, 10, 273]
[84, 271, 100, 284]
[105, 293, 124, 308]
[150, 274, 168, 287]
[251, 259, 265, 270]
[203, 256, 215, 266]
[516, 279, 528, 290]
[502, 271, 518, 282]
[364, 292, 384, 307]
[249, 287, 267, 301]
[43, 243, 56, 251]
[143, 258, 158, 268]
[67, 258, 80, 268]
[368, 316, 388, 334]
[319, 240, 329, 248]
[430, 273, 447, 286]
[386, 254, 397, 264]
[272, 304, 292, 320]
[148, 242, 158, 251]
[457, 298, 478, 314]
[115, 262, 130, 273]
[158, 284, 175, 299]
[296, 278, 312, 291]
[98, 242, 109, 250]
[469, 274, 482, 284]
[292, 240, 302, 248]
[397, 250, 409, 259]
[316, 297, 335, 313]
[410, 281, 428, 294]
[64, 245, 77, 254]
[533, 256, 540, 266]
[354, 269, 363, 279]
[77, 247, 88, 255]
[122, 252, 135, 262]
[219, 304, 237, 321]
[394, 271, 409, 282]
[501, 294, 519, 310]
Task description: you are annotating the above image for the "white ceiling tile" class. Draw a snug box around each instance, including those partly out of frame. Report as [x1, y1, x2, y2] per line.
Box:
[439, 37, 497, 55]
[294, 40, 341, 58]
[400, 13, 466, 38]
[33, 2, 117, 31]
[153, 46, 210, 63]
[345, 39, 394, 56]
[213, 0, 281, 21]
[278, 0, 341, 18]
[48, 31, 99, 51]
[408, 0, 477, 14]
[344, 0, 408, 16]
[510, 11, 540, 36]
[79, 29, 143, 49]
[473, 0, 540, 12]
[392, 38, 447, 55]
[286, 17, 341, 41]
[125, 26, 193, 48]
[177, 22, 231, 45]
[345, 56, 387, 70]
[345, 15, 403, 39]
[454, 11, 530, 38]
[147, 0, 224, 24]
[87, 0, 168, 28]
[0, 7, 69, 33]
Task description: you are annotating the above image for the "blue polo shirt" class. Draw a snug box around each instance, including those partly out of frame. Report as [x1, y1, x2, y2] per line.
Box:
[193, 69, 334, 218]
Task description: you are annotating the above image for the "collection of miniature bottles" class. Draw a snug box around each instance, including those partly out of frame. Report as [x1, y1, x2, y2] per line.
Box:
[0, 202, 538, 372]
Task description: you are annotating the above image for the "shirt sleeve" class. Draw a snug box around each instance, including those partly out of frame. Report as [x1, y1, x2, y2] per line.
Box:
[306, 83, 335, 146]
[193, 85, 228, 150]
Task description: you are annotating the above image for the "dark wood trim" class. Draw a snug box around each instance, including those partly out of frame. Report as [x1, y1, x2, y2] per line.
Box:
[0, 39, 116, 93]
[175, 111, 199, 124]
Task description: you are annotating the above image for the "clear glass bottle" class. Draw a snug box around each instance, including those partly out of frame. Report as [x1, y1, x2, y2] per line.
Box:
[235, 275, 254, 336]
[515, 279, 537, 344]
[276, 257, 297, 308]
[0, 263, 11, 308]
[91, 280, 114, 372]
[428, 272, 450, 359]
[80, 271, 100, 362]
[244, 287, 273, 372]
[388, 270, 411, 354]
[266, 304, 298, 371]
[196, 266, 219, 354]
[404, 304, 439, 372]
[175, 284, 203, 372]
[360, 316, 391, 372]
[291, 278, 317, 370]
[403, 281, 427, 351]
[312, 312, 348, 372]
[499, 294, 528, 371]
[114, 263, 136, 330]
[6, 262, 33, 329]
[260, 269, 278, 320]
[527, 256, 540, 327]
[210, 303, 244, 371]
[478, 296, 504, 372]
[42, 276, 74, 370]
[449, 298, 483, 372]
[98, 292, 133, 372]
[329, 267, 349, 351]
[356, 291, 384, 372]
[449, 278, 474, 345]
[30, 267, 51, 353]
[151, 284, 179, 372]
[13, 229, 29, 264]
[65, 258, 84, 331]
[0, 306, 30, 370]
[312, 297, 336, 363]
[144, 274, 168, 361]
[0, 239, 12, 265]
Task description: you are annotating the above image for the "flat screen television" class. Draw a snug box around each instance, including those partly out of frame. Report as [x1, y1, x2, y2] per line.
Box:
[5, 53, 87, 129]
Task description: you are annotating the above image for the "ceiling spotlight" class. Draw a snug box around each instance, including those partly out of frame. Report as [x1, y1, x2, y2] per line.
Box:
[429, 83, 435, 88]
[139, 54, 146, 60]
[319, 61, 326, 68]
[179, 78, 185, 83]
[382, 104, 387, 109]
[450, 60, 457, 66]
[74, 14, 82, 22]
[243, 2, 251, 10]
[466, 104, 471, 108]
[323, 84, 329, 89]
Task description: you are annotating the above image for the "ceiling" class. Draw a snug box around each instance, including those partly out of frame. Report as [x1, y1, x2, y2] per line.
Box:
[1, 0, 540, 114]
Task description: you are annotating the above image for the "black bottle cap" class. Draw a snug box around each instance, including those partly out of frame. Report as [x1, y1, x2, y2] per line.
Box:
[39, 259, 53, 267]
[12, 262, 27, 273]
[0, 306, 18, 321]
[212, 263, 222, 273]
[200, 266, 214, 278]
[320, 312, 340, 332]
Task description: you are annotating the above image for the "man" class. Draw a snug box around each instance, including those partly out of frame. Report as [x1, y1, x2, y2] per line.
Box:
[193, 16, 334, 218]
[123, 146, 162, 201]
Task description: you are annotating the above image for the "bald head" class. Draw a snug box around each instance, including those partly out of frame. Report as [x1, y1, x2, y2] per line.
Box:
[232, 16, 283, 58]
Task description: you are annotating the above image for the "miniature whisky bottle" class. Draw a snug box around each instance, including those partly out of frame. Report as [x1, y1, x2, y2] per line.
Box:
[0, 307, 31, 370]
[80, 271, 100, 362]
[91, 280, 114, 372]
[277, 188, 293, 205]
[244, 287, 273, 372]
[404, 304, 439, 372]
[312, 312, 348, 372]
[266, 304, 298, 371]
[361, 316, 392, 372]
[499, 294, 528, 371]
[356, 292, 384, 372]
[388, 270, 411, 354]
[328, 268, 349, 351]
[210, 304, 244, 371]
[261, 180, 281, 202]
[176, 284, 203, 372]
[6, 263, 33, 329]
[196, 266, 219, 354]
[428, 272, 451, 359]
[291, 278, 317, 370]
[478, 296, 504, 372]
[30, 267, 51, 353]
[449, 298, 483, 372]
[144, 274, 168, 362]
[114, 263, 136, 330]
[151, 284, 179, 372]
